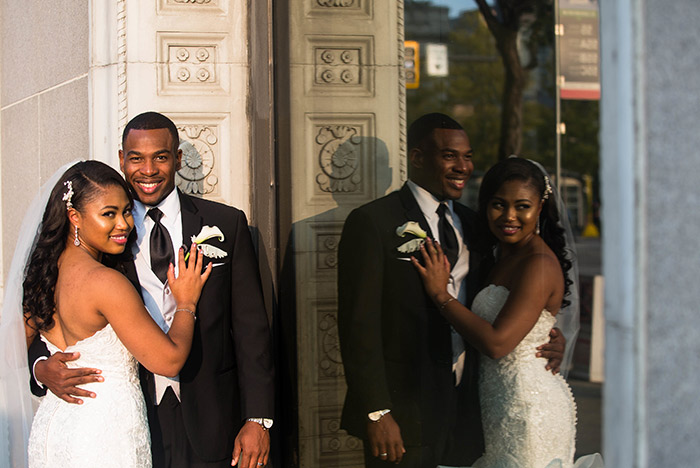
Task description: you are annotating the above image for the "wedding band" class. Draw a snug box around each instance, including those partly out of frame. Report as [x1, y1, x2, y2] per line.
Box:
[379, 452, 388, 457]
[257, 463, 264, 466]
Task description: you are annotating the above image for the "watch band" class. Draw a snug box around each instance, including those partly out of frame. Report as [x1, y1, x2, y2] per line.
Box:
[247, 417, 274, 430]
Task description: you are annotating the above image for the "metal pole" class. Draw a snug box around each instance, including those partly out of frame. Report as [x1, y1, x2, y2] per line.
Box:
[554, 0, 562, 198]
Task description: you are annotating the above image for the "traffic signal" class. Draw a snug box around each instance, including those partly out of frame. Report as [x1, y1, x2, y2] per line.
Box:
[404, 41, 419, 89]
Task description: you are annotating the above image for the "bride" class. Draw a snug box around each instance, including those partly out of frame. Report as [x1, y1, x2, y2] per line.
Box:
[413, 157, 602, 468]
[1, 160, 211, 467]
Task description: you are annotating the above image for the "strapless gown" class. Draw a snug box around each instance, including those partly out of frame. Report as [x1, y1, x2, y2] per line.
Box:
[28, 324, 151, 467]
[446, 285, 603, 468]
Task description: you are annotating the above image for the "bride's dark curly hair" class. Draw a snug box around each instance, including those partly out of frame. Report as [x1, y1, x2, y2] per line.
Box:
[477, 157, 573, 308]
[23, 161, 135, 331]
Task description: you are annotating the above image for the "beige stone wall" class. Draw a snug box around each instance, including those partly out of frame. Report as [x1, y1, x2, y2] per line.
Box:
[0, 0, 90, 279]
[0, 0, 261, 290]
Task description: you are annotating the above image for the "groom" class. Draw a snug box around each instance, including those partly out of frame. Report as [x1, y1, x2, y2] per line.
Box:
[30, 112, 274, 468]
[338, 113, 564, 467]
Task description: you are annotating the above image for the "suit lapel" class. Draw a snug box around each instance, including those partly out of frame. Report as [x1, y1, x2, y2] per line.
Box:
[398, 183, 434, 239]
[178, 190, 203, 249]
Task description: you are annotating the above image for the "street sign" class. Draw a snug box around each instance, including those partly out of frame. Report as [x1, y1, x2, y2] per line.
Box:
[426, 43, 449, 77]
[559, 0, 600, 100]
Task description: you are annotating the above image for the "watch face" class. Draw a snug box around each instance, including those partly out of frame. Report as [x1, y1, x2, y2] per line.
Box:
[263, 418, 273, 429]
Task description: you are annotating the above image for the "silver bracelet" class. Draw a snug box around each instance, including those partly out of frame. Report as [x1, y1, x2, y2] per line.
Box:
[439, 297, 456, 312]
[175, 307, 197, 321]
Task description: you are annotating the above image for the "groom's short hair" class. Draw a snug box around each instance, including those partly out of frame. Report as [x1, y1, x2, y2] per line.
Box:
[122, 112, 180, 153]
[407, 113, 464, 151]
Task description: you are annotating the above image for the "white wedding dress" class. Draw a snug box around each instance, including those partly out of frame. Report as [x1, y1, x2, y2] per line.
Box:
[27, 324, 151, 468]
[447, 285, 603, 468]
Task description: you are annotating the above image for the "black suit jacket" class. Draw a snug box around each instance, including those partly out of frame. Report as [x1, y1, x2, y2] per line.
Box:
[30, 191, 274, 462]
[337, 183, 484, 461]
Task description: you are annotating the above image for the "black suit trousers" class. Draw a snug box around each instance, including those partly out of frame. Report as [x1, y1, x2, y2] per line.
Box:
[151, 387, 230, 468]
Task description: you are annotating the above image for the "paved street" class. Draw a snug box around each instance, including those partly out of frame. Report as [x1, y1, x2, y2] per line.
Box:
[572, 237, 603, 458]
[570, 378, 602, 457]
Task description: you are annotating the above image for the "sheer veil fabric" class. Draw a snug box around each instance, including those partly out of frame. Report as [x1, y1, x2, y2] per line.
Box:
[528, 159, 581, 377]
[0, 161, 80, 468]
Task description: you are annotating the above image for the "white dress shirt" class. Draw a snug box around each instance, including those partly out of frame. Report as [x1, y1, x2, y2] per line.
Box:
[132, 189, 184, 404]
[407, 180, 469, 385]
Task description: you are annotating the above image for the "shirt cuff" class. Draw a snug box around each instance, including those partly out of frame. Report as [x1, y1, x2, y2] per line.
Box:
[32, 356, 48, 389]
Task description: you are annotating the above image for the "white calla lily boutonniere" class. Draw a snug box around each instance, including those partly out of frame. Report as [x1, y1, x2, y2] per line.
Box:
[396, 221, 427, 254]
[186, 225, 228, 260]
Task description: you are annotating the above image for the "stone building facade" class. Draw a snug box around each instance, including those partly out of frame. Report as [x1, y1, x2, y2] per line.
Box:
[4, 0, 700, 466]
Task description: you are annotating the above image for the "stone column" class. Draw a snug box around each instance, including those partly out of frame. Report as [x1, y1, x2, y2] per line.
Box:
[278, 1, 406, 466]
[600, 1, 700, 466]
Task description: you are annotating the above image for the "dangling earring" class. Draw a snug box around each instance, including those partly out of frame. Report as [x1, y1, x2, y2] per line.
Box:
[74, 225, 81, 246]
[536, 218, 541, 235]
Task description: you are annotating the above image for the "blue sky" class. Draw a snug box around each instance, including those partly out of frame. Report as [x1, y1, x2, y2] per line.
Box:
[427, 0, 477, 18]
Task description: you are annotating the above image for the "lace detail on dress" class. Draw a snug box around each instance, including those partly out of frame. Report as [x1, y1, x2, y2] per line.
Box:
[471, 285, 577, 468]
[28, 324, 151, 467]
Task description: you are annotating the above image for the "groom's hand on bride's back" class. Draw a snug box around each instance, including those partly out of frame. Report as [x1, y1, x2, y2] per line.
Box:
[536, 328, 566, 375]
[34, 352, 103, 404]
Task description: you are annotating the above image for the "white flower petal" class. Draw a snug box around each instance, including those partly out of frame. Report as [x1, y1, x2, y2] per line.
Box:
[396, 221, 427, 239]
[199, 244, 228, 259]
[191, 225, 225, 244]
[397, 238, 425, 254]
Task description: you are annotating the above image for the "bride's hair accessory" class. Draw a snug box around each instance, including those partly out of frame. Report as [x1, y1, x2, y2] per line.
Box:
[74, 225, 80, 246]
[542, 175, 553, 200]
[62, 180, 74, 209]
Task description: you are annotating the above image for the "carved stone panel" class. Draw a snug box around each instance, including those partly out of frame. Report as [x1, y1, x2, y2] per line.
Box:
[315, 125, 361, 193]
[316, 301, 343, 382]
[316, 48, 361, 86]
[310, 407, 364, 466]
[298, 221, 344, 281]
[309, 0, 372, 18]
[307, 36, 374, 97]
[305, 113, 376, 206]
[316, 233, 340, 270]
[157, 0, 227, 15]
[168, 113, 228, 200]
[157, 33, 228, 95]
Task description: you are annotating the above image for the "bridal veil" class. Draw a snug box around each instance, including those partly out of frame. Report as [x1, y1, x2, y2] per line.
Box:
[0, 161, 79, 467]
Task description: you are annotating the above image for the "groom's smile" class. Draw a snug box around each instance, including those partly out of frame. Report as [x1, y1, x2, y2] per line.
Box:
[119, 128, 182, 206]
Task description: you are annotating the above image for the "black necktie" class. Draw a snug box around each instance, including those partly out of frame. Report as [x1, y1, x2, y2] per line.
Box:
[148, 208, 174, 284]
[437, 203, 458, 270]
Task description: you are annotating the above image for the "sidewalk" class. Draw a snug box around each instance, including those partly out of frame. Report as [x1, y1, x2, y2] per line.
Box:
[570, 378, 602, 457]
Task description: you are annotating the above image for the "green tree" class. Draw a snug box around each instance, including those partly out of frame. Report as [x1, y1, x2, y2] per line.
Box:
[474, 0, 555, 160]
